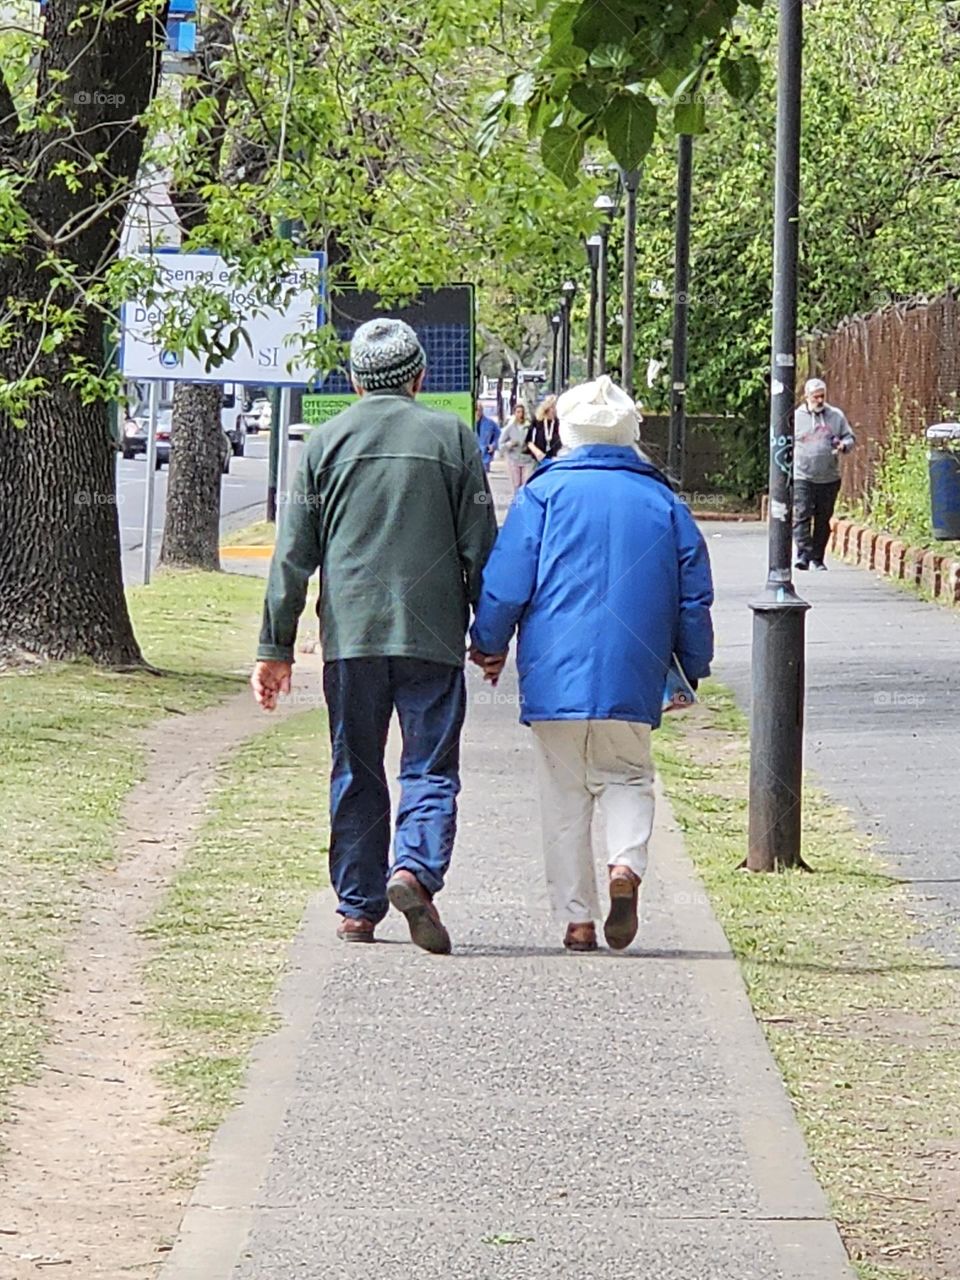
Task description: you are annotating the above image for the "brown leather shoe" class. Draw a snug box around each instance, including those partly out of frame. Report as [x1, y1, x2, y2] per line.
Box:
[386, 869, 451, 955]
[563, 922, 598, 952]
[336, 916, 376, 943]
[604, 866, 641, 950]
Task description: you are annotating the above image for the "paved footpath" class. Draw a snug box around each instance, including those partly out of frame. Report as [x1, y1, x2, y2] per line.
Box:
[702, 521, 960, 959]
[163, 515, 854, 1280]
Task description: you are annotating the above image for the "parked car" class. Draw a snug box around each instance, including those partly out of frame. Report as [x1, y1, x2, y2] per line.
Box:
[225, 411, 247, 457]
[122, 408, 230, 473]
[121, 408, 172, 460]
[244, 397, 271, 434]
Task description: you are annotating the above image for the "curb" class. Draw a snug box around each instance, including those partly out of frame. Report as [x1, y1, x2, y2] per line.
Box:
[828, 516, 960, 606]
[691, 510, 761, 522]
[220, 545, 274, 559]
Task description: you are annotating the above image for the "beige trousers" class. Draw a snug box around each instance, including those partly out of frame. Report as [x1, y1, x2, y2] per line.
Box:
[531, 720, 655, 924]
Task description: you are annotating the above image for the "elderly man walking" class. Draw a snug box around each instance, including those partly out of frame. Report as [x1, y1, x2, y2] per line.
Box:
[794, 377, 855, 571]
[252, 319, 497, 953]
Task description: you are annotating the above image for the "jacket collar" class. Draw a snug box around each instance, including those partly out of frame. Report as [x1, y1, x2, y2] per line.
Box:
[529, 445, 675, 490]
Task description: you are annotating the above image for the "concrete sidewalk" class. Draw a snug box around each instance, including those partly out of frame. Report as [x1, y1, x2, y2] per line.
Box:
[161, 655, 853, 1280]
[702, 521, 960, 959]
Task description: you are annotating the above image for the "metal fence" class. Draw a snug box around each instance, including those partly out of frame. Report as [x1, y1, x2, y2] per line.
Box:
[803, 288, 960, 501]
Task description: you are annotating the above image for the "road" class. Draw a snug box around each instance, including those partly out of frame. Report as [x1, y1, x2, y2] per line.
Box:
[117, 434, 302, 584]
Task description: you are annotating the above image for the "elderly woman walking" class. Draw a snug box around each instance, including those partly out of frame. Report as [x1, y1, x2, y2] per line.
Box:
[499, 403, 535, 493]
[470, 376, 714, 953]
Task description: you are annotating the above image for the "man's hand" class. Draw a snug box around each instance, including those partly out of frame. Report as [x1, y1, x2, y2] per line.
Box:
[251, 660, 293, 711]
[469, 646, 508, 687]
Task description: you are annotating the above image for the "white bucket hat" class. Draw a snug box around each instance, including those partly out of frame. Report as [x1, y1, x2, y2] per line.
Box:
[557, 375, 639, 449]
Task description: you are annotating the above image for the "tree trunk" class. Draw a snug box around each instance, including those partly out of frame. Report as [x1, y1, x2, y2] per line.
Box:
[0, 276, 140, 667]
[0, 0, 164, 667]
[159, 383, 224, 571]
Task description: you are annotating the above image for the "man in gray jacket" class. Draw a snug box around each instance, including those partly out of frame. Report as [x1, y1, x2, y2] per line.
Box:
[793, 377, 855, 570]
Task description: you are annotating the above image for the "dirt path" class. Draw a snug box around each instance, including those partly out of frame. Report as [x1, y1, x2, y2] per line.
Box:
[0, 667, 320, 1279]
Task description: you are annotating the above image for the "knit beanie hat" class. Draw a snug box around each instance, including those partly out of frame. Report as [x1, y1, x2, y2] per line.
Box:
[349, 318, 426, 391]
[557, 375, 639, 449]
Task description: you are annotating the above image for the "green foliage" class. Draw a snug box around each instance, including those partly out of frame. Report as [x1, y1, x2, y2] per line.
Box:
[857, 427, 935, 549]
[1, 0, 596, 408]
[620, 0, 960, 471]
[484, 0, 765, 183]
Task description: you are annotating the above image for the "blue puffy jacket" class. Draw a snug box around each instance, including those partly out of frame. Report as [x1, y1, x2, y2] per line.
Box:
[470, 446, 714, 727]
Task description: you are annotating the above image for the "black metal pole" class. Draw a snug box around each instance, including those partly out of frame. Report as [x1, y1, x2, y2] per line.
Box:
[563, 299, 573, 387]
[550, 321, 560, 394]
[747, 0, 810, 873]
[597, 230, 609, 375]
[669, 135, 693, 484]
[559, 300, 569, 389]
[620, 168, 639, 398]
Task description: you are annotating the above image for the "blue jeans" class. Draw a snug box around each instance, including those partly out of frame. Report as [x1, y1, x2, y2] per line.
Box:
[323, 658, 466, 923]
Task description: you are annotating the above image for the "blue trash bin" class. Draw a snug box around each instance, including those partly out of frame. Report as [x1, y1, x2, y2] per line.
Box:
[927, 424, 960, 540]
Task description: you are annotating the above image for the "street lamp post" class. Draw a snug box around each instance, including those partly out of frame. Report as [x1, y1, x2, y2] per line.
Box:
[585, 236, 602, 380]
[594, 193, 616, 375]
[620, 168, 640, 398]
[550, 313, 562, 394]
[669, 134, 694, 482]
[558, 297, 570, 390]
[561, 279, 576, 388]
[747, 0, 810, 872]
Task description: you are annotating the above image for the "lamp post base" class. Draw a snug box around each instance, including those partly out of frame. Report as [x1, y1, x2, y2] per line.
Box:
[747, 582, 811, 871]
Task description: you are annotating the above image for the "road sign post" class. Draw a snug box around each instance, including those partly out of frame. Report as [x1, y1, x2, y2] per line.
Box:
[141, 381, 160, 585]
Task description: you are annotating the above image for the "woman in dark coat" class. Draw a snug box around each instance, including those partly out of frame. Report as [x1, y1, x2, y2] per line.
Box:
[525, 394, 562, 464]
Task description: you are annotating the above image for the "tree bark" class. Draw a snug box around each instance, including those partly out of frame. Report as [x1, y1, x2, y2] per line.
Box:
[0, 0, 165, 667]
[0, 274, 139, 667]
[159, 383, 224, 571]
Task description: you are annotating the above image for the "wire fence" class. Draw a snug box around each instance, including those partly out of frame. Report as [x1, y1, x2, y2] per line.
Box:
[803, 288, 960, 501]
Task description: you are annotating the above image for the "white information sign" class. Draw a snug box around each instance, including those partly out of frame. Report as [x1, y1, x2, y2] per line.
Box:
[120, 251, 324, 385]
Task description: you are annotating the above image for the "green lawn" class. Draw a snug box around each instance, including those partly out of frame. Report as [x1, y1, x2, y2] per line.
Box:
[656, 683, 960, 1280]
[0, 570, 264, 1123]
[144, 709, 329, 1133]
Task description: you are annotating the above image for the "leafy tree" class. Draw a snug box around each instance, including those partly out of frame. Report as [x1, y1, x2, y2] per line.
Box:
[0, 0, 593, 657]
[0, 0, 166, 665]
[618, 0, 960, 494]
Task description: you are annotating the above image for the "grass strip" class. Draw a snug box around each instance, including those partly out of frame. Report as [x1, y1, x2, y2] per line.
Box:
[143, 709, 329, 1134]
[655, 681, 960, 1280]
[221, 519, 276, 548]
[0, 570, 264, 1124]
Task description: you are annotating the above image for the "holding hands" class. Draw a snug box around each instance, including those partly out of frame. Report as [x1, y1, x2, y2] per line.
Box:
[469, 646, 507, 687]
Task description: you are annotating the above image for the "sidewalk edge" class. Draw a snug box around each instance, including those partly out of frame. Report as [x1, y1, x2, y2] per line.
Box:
[653, 783, 855, 1280]
[159, 891, 336, 1280]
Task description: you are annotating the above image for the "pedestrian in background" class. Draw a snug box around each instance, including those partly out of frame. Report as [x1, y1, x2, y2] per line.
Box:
[252, 318, 497, 954]
[499, 403, 534, 493]
[525, 394, 562, 465]
[475, 400, 501, 473]
[470, 375, 714, 954]
[794, 377, 855, 571]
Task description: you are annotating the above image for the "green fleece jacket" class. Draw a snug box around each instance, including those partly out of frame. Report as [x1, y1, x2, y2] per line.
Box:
[257, 392, 497, 667]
